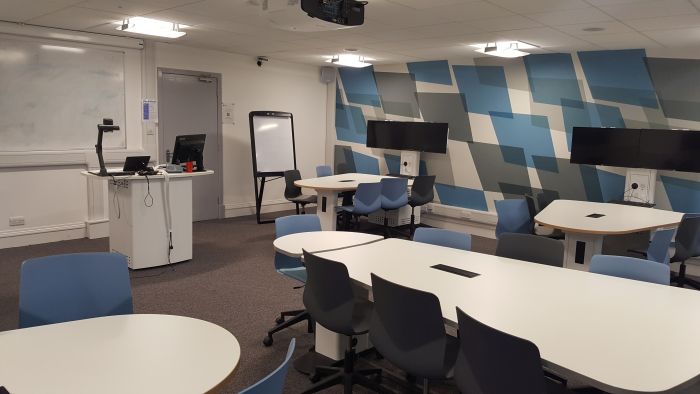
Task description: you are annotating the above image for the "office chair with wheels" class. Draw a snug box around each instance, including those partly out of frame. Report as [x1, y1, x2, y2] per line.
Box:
[628, 228, 675, 265]
[495, 198, 535, 239]
[284, 170, 317, 214]
[19, 253, 133, 328]
[407, 175, 435, 236]
[590, 255, 670, 285]
[315, 165, 333, 177]
[339, 182, 382, 230]
[454, 307, 570, 394]
[496, 233, 565, 267]
[533, 193, 565, 239]
[413, 227, 471, 251]
[240, 339, 295, 394]
[370, 273, 458, 394]
[301, 251, 383, 394]
[379, 178, 408, 238]
[670, 215, 700, 289]
[263, 215, 321, 347]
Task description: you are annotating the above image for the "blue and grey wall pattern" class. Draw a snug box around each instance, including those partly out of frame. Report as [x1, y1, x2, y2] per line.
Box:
[332, 49, 700, 213]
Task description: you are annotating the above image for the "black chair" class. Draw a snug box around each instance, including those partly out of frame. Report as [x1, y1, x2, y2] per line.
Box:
[533, 193, 565, 240]
[370, 273, 457, 394]
[495, 233, 565, 267]
[670, 215, 700, 289]
[454, 307, 568, 393]
[301, 251, 383, 394]
[284, 170, 317, 214]
[408, 175, 436, 236]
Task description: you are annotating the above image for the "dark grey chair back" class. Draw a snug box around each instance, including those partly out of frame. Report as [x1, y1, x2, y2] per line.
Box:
[495, 233, 565, 267]
[671, 216, 700, 262]
[455, 307, 547, 394]
[284, 170, 302, 199]
[370, 273, 449, 378]
[302, 251, 355, 336]
[409, 175, 436, 206]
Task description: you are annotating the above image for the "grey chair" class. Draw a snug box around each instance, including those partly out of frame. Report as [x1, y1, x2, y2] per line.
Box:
[495, 233, 565, 267]
[301, 251, 383, 394]
[284, 170, 316, 214]
[408, 175, 436, 236]
[370, 273, 457, 394]
[670, 215, 700, 289]
[455, 307, 569, 394]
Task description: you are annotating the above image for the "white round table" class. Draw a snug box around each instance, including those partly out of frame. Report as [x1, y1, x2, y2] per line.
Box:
[535, 199, 684, 270]
[0, 314, 241, 394]
[274, 231, 384, 258]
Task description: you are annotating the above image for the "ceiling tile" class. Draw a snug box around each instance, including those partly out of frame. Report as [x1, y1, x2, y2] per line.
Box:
[470, 15, 543, 32]
[496, 27, 598, 48]
[26, 6, 127, 30]
[596, 0, 698, 20]
[386, 0, 480, 10]
[76, 0, 166, 16]
[555, 21, 636, 36]
[527, 7, 614, 26]
[487, 0, 590, 14]
[0, 0, 84, 21]
[626, 14, 700, 31]
[577, 31, 662, 49]
[643, 26, 700, 46]
[423, 1, 512, 22]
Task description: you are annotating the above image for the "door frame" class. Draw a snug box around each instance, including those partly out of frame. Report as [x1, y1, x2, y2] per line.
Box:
[157, 67, 224, 219]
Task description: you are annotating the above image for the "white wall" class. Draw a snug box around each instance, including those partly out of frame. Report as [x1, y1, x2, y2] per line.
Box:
[154, 43, 327, 217]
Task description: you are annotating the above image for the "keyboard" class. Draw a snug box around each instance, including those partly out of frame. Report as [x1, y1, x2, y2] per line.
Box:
[90, 171, 136, 177]
[608, 200, 655, 208]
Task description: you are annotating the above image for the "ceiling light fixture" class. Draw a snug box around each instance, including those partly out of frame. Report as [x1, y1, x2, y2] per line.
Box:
[325, 54, 373, 68]
[471, 41, 536, 58]
[116, 17, 188, 38]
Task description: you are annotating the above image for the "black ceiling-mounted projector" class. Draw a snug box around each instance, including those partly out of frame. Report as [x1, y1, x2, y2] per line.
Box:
[301, 0, 367, 26]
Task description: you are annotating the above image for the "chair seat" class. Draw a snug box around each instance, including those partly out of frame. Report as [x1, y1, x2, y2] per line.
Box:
[278, 267, 307, 283]
[288, 195, 317, 204]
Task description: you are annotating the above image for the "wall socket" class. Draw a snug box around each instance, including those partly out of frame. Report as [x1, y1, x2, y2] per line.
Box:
[9, 216, 25, 226]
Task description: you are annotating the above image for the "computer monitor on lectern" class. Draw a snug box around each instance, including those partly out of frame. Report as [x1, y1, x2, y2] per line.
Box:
[172, 134, 206, 171]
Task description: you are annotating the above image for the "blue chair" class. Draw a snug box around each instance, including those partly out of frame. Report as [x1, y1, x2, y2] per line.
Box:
[589, 255, 670, 285]
[19, 252, 133, 328]
[316, 165, 333, 177]
[240, 339, 296, 394]
[646, 229, 676, 265]
[495, 199, 534, 239]
[339, 182, 382, 230]
[264, 215, 321, 346]
[380, 178, 408, 237]
[413, 228, 471, 251]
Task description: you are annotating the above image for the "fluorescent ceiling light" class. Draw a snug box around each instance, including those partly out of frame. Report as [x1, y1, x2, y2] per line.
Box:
[116, 17, 188, 38]
[471, 41, 536, 58]
[40, 45, 85, 53]
[325, 54, 373, 68]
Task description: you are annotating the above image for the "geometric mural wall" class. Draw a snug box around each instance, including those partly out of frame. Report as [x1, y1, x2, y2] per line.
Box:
[332, 50, 700, 213]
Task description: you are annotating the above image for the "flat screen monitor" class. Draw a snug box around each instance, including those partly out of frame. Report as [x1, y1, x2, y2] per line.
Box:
[366, 120, 448, 153]
[570, 127, 641, 167]
[172, 134, 206, 171]
[639, 129, 700, 172]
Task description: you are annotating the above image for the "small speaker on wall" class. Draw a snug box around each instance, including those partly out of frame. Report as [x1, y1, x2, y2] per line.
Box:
[320, 66, 336, 84]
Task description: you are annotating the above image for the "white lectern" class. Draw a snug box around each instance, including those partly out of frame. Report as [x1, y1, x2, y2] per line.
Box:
[82, 171, 213, 269]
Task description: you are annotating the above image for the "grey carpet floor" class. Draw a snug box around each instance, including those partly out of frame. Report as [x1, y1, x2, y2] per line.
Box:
[1, 215, 612, 393]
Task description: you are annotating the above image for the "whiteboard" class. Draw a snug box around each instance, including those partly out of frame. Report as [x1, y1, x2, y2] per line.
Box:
[0, 36, 126, 151]
[251, 113, 296, 174]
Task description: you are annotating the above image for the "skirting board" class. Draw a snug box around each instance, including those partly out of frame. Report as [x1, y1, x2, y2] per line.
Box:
[224, 198, 297, 218]
[0, 222, 86, 249]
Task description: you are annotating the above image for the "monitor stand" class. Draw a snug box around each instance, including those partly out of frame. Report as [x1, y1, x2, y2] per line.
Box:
[400, 150, 420, 177]
[624, 168, 657, 205]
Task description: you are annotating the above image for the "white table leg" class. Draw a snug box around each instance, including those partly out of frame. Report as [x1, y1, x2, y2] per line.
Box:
[316, 190, 338, 231]
[564, 232, 604, 271]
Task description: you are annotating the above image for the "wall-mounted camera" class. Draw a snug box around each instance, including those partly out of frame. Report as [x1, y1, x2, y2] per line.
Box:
[256, 56, 269, 67]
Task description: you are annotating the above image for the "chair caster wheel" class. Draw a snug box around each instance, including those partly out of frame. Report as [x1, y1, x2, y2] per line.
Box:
[263, 335, 273, 347]
[275, 316, 285, 324]
[309, 373, 321, 383]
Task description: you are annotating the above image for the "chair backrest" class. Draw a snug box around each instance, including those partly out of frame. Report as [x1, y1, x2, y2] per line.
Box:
[454, 307, 547, 394]
[336, 162, 350, 174]
[495, 233, 564, 267]
[370, 273, 449, 378]
[495, 199, 534, 239]
[647, 228, 675, 265]
[671, 215, 700, 263]
[535, 191, 558, 212]
[589, 255, 670, 285]
[239, 338, 296, 394]
[302, 251, 356, 336]
[410, 175, 436, 206]
[380, 178, 408, 210]
[274, 215, 321, 271]
[315, 165, 333, 177]
[283, 170, 302, 199]
[352, 182, 382, 215]
[19, 252, 133, 328]
[413, 228, 471, 251]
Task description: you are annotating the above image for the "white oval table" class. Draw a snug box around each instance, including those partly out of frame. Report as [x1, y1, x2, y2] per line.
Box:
[273, 231, 384, 258]
[535, 199, 684, 271]
[0, 314, 241, 394]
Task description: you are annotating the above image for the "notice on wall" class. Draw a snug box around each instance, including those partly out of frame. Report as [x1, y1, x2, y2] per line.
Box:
[223, 102, 235, 124]
[143, 99, 158, 122]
